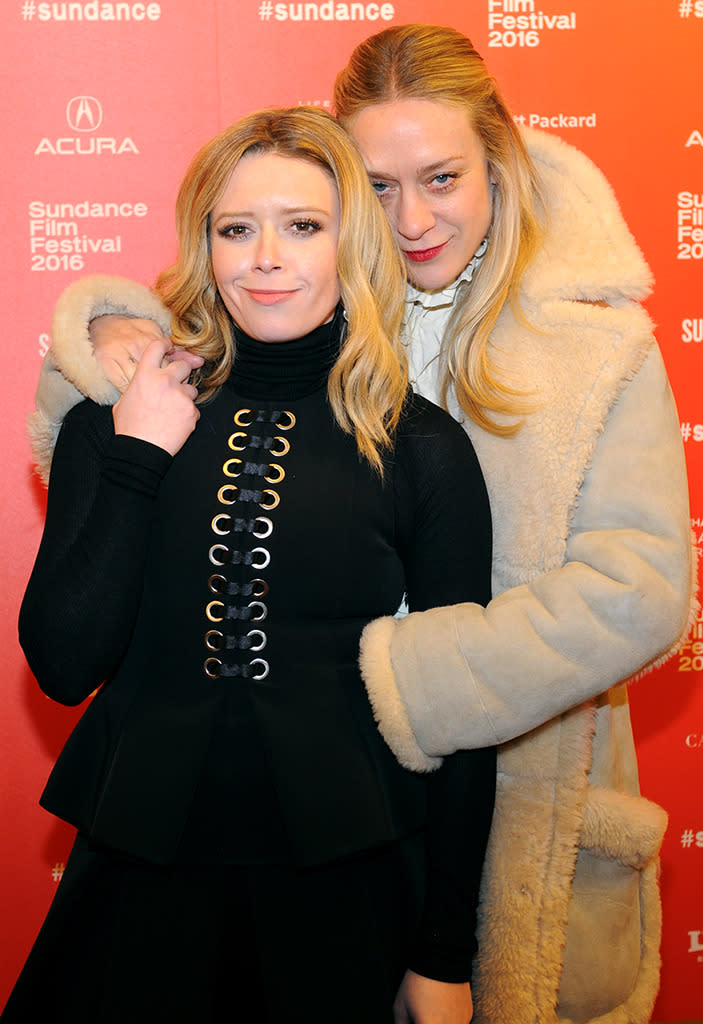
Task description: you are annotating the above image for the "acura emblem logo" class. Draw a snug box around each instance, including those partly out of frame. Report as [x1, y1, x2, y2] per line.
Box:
[66, 97, 103, 132]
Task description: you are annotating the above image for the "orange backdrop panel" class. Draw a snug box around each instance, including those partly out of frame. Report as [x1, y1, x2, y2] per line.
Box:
[1, 1, 701, 1017]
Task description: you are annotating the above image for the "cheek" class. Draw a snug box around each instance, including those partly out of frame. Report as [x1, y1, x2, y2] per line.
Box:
[210, 253, 241, 317]
[310, 245, 340, 298]
[377, 197, 399, 233]
[464, 183, 493, 231]
[210, 247, 228, 288]
[211, 240, 246, 282]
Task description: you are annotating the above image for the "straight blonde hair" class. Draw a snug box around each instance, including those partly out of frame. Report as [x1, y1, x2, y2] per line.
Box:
[334, 24, 545, 432]
[156, 107, 408, 472]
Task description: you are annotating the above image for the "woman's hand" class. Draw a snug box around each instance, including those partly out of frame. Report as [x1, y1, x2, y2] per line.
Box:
[112, 338, 200, 456]
[393, 970, 473, 1024]
[90, 314, 203, 391]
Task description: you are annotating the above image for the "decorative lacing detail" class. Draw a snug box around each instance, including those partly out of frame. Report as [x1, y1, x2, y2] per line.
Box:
[202, 407, 296, 682]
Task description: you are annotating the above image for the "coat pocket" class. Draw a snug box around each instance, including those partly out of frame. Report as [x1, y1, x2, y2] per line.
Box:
[557, 786, 667, 1024]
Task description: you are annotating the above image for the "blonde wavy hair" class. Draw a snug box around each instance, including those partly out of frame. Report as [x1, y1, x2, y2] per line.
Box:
[333, 23, 545, 432]
[156, 106, 408, 472]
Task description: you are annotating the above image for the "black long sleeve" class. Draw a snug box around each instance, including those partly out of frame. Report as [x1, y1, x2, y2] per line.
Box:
[394, 399, 495, 982]
[19, 401, 172, 705]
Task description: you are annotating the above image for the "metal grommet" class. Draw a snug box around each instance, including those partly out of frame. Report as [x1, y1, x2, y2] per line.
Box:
[250, 547, 271, 570]
[223, 458, 243, 478]
[265, 464, 285, 484]
[205, 629, 224, 651]
[209, 544, 231, 566]
[228, 431, 248, 451]
[248, 600, 267, 622]
[204, 657, 222, 678]
[270, 436, 290, 457]
[251, 658, 270, 680]
[276, 411, 296, 430]
[233, 409, 255, 427]
[253, 516, 273, 539]
[247, 629, 267, 652]
[217, 484, 238, 505]
[259, 489, 280, 510]
[208, 574, 227, 595]
[250, 578, 270, 598]
[206, 600, 225, 623]
[211, 513, 232, 536]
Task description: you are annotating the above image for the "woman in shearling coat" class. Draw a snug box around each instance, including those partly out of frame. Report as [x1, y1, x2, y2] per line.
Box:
[27, 24, 695, 1024]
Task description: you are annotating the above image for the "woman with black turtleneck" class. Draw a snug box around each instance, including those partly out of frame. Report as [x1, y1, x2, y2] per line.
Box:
[9, 108, 494, 1024]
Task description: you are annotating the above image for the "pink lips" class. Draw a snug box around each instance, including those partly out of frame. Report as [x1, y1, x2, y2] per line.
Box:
[403, 242, 448, 263]
[245, 289, 296, 305]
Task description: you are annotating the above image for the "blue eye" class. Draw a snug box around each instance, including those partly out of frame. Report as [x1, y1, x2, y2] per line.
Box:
[430, 172, 459, 189]
[370, 181, 388, 196]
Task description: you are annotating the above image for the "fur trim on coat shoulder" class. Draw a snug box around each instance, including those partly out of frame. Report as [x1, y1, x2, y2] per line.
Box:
[522, 127, 654, 304]
[359, 616, 441, 773]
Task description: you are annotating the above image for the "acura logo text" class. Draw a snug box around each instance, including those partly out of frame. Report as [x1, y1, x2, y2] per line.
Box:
[35, 96, 139, 156]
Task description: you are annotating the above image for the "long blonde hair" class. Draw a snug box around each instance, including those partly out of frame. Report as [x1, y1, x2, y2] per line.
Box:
[333, 24, 545, 432]
[156, 106, 408, 472]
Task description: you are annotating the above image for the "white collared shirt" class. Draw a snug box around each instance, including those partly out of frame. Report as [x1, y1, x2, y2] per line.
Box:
[403, 236, 488, 411]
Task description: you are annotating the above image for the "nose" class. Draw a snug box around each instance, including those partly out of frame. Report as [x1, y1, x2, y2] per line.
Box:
[396, 188, 435, 240]
[253, 225, 283, 272]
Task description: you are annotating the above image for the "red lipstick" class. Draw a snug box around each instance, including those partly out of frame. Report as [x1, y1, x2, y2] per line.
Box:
[403, 242, 448, 263]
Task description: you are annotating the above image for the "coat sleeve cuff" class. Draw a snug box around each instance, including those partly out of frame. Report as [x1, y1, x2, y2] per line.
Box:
[359, 616, 442, 773]
[31, 275, 171, 484]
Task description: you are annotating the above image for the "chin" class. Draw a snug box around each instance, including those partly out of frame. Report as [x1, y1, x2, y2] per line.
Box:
[409, 257, 466, 292]
[408, 270, 449, 292]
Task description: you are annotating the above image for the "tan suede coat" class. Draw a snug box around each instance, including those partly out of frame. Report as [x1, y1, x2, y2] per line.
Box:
[360, 130, 696, 1023]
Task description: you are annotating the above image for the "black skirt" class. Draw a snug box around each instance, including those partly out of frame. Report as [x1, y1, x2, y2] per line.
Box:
[1, 831, 425, 1024]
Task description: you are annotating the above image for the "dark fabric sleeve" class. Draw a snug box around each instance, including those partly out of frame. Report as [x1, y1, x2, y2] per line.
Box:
[18, 400, 172, 706]
[393, 399, 495, 983]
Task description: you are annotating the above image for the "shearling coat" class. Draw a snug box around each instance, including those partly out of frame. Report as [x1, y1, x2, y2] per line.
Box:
[28, 128, 696, 1024]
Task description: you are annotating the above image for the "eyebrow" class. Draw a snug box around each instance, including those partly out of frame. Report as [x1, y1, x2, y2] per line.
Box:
[213, 205, 333, 220]
[366, 156, 466, 180]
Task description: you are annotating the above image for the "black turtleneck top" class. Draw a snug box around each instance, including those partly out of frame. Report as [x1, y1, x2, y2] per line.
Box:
[20, 314, 495, 983]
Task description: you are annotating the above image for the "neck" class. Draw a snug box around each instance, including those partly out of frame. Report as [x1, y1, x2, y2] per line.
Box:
[227, 306, 345, 400]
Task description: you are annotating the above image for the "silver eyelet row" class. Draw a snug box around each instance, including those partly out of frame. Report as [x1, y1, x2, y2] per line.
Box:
[205, 599, 268, 623]
[205, 628, 267, 652]
[210, 515, 273, 538]
[204, 657, 270, 680]
[207, 576, 269, 598]
[208, 545, 271, 569]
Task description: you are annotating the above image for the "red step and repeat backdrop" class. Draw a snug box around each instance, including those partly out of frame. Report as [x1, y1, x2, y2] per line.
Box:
[1, 1, 701, 1017]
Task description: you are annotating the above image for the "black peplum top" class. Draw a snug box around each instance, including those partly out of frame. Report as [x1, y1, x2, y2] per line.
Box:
[20, 309, 496, 979]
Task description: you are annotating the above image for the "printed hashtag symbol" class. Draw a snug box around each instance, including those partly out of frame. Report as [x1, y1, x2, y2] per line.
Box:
[681, 829, 695, 848]
[681, 421, 693, 441]
[679, 0, 693, 15]
[21, 1, 36, 18]
[51, 862, 65, 881]
[258, 0, 273, 19]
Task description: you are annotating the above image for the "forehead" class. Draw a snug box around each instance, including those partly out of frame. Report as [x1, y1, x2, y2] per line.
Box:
[215, 152, 339, 210]
[347, 98, 483, 171]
